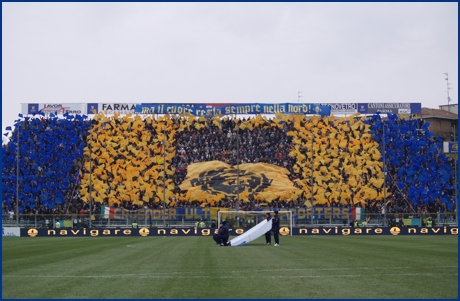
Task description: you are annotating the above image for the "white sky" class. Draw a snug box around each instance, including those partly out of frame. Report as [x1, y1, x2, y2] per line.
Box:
[2, 2, 458, 139]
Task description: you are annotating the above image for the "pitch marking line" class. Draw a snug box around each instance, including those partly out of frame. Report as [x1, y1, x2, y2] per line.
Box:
[7, 265, 456, 276]
[3, 272, 458, 279]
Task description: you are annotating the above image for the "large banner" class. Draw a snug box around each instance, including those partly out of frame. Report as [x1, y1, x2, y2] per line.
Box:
[134, 103, 331, 116]
[179, 161, 302, 203]
[106, 207, 354, 221]
[21, 226, 458, 237]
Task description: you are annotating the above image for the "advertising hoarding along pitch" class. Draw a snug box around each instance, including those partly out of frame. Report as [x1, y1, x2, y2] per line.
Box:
[21, 226, 458, 237]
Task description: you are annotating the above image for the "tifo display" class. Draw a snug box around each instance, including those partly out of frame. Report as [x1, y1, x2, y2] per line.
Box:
[1, 110, 456, 221]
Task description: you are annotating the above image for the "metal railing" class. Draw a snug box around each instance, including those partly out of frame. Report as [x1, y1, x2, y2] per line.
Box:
[1, 213, 214, 229]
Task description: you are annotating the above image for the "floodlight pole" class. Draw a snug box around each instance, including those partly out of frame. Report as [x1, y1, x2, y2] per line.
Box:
[236, 112, 240, 209]
[16, 123, 19, 226]
[455, 159, 458, 226]
[444, 72, 452, 111]
[383, 119, 387, 227]
[89, 128, 92, 229]
[310, 130, 314, 223]
[453, 126, 458, 226]
[163, 124, 166, 227]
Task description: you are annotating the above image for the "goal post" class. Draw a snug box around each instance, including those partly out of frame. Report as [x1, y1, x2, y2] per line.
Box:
[217, 210, 293, 236]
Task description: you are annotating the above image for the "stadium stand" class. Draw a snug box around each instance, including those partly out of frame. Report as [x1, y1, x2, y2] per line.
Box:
[1, 112, 456, 223]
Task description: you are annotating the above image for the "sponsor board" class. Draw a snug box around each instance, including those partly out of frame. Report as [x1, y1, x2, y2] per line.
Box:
[443, 141, 458, 153]
[319, 103, 358, 115]
[450, 142, 458, 153]
[449, 141, 458, 153]
[293, 226, 457, 235]
[87, 103, 98, 114]
[21, 226, 458, 237]
[97, 103, 139, 115]
[22, 227, 242, 237]
[21, 103, 84, 115]
[38, 103, 83, 115]
[3, 227, 21, 237]
[357, 103, 422, 114]
[27, 104, 40, 115]
[21, 103, 140, 115]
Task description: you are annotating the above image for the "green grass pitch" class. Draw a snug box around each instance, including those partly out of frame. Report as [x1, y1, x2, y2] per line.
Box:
[2, 235, 458, 299]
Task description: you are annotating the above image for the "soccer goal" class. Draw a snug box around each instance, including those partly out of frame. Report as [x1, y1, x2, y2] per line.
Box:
[217, 210, 293, 236]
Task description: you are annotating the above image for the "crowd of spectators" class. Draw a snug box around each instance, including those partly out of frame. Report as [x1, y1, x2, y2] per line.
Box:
[283, 114, 386, 207]
[365, 113, 456, 213]
[77, 113, 175, 209]
[1, 112, 456, 217]
[2, 113, 89, 215]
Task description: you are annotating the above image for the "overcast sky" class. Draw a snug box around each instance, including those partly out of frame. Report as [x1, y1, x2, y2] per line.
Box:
[2, 2, 458, 138]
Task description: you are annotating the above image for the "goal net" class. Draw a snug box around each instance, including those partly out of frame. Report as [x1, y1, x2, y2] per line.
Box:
[217, 210, 293, 236]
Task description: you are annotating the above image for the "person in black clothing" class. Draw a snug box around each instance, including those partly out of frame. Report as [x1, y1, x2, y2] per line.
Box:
[213, 221, 230, 246]
[272, 210, 280, 246]
[265, 212, 272, 245]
